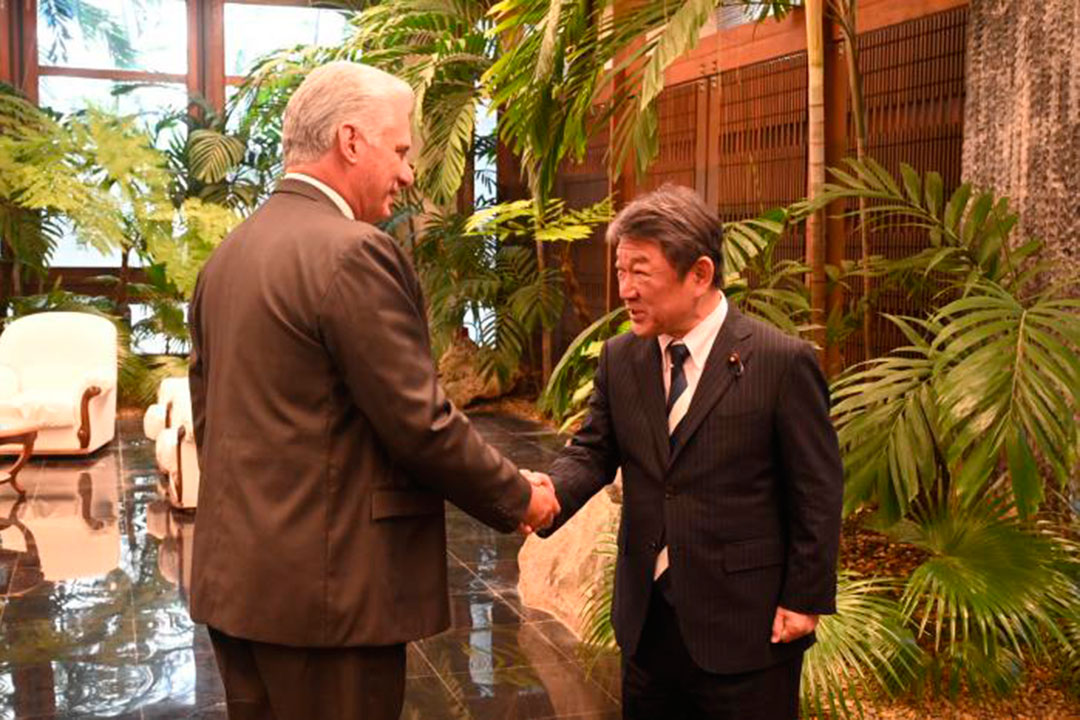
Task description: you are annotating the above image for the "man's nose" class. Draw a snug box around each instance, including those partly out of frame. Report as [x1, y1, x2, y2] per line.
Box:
[401, 162, 415, 188]
[618, 278, 636, 300]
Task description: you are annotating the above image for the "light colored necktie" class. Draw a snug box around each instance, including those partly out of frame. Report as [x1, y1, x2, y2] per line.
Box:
[655, 342, 691, 580]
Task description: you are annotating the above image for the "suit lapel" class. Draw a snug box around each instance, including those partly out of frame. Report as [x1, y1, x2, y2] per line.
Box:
[630, 336, 670, 473]
[668, 307, 755, 468]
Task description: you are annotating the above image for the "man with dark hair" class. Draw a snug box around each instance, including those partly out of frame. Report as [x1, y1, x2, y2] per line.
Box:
[537, 184, 843, 719]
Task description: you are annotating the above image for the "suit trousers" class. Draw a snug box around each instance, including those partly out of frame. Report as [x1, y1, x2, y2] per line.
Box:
[622, 579, 803, 720]
[208, 626, 406, 720]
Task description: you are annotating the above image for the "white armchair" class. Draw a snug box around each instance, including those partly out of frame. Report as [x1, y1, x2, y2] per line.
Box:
[144, 376, 199, 510]
[0, 312, 117, 455]
[143, 376, 191, 441]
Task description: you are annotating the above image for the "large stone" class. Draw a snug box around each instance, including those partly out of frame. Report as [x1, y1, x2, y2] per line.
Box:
[517, 475, 622, 639]
[437, 331, 510, 408]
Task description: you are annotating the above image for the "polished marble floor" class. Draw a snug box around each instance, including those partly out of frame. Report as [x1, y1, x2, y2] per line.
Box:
[0, 412, 621, 719]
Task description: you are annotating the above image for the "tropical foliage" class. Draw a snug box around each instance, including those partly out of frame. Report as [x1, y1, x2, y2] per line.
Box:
[1, 87, 242, 404]
[561, 160, 1080, 717]
[822, 160, 1080, 523]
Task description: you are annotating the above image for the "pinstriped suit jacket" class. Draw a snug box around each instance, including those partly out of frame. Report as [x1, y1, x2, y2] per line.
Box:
[544, 306, 843, 674]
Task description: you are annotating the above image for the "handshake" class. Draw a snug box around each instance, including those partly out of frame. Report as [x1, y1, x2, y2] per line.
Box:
[518, 469, 560, 536]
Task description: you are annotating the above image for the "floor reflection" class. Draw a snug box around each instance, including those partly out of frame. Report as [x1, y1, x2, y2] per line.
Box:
[0, 414, 619, 719]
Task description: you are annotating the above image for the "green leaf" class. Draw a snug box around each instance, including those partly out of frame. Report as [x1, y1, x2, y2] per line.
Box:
[900, 163, 923, 207]
[924, 171, 944, 218]
[188, 129, 246, 184]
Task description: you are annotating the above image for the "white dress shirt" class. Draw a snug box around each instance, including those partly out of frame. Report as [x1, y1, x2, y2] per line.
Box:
[282, 172, 355, 220]
[654, 291, 728, 579]
[658, 292, 729, 433]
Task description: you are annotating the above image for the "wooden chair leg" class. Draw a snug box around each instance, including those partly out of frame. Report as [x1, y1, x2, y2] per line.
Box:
[175, 425, 186, 507]
[78, 386, 102, 449]
[1, 430, 38, 495]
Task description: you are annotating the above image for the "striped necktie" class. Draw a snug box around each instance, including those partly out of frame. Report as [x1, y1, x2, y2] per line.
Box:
[666, 342, 692, 442]
[656, 342, 691, 581]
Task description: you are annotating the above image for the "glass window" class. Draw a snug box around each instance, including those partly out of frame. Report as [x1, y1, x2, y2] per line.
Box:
[49, 218, 135, 268]
[37, 0, 187, 72]
[38, 79, 187, 268]
[38, 76, 189, 147]
[130, 302, 190, 355]
[224, 4, 347, 77]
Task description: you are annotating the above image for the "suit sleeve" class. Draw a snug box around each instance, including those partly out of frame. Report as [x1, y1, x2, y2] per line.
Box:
[188, 272, 207, 468]
[318, 231, 531, 533]
[775, 342, 843, 615]
[539, 340, 622, 537]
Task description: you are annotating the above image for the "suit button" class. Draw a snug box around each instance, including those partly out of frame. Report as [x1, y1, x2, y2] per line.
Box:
[665, 485, 677, 499]
[649, 540, 660, 552]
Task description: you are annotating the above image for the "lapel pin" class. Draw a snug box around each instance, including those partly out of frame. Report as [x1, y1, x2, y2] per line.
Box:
[727, 351, 744, 377]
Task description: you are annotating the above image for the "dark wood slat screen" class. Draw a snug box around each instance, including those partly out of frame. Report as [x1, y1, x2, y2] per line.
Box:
[711, 52, 808, 261]
[551, 6, 967, 364]
[641, 80, 703, 193]
[843, 6, 967, 362]
[552, 119, 611, 349]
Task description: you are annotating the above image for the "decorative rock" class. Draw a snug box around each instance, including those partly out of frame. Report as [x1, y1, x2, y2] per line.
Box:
[517, 471, 622, 639]
[437, 330, 511, 408]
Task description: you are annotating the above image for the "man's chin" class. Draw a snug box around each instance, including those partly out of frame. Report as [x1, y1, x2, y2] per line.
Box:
[628, 319, 657, 337]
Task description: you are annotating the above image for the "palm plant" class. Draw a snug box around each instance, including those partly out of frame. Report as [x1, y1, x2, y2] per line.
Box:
[157, 98, 270, 214]
[487, 0, 795, 197]
[822, 160, 1080, 702]
[891, 492, 1079, 697]
[446, 196, 613, 385]
[800, 574, 922, 718]
[824, 161, 1080, 523]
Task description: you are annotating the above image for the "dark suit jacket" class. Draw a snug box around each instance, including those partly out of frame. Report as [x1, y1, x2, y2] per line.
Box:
[544, 307, 842, 674]
[187, 179, 531, 647]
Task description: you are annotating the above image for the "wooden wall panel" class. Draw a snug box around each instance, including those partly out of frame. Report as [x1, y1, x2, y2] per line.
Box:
[842, 6, 967, 361]
[712, 52, 808, 261]
[640, 81, 702, 192]
[551, 4, 969, 363]
[553, 120, 611, 351]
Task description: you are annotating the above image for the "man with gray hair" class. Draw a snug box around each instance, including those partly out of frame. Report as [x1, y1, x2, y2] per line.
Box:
[538, 184, 843, 718]
[187, 61, 560, 719]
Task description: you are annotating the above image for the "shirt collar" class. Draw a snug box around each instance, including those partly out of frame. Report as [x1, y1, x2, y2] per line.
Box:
[658, 292, 729, 367]
[282, 172, 355, 220]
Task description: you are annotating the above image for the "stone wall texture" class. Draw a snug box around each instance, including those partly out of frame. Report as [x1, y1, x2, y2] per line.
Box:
[963, 0, 1080, 286]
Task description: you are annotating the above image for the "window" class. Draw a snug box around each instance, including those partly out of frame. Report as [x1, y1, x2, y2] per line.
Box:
[9, 0, 349, 272]
[37, 0, 187, 72]
[224, 4, 346, 80]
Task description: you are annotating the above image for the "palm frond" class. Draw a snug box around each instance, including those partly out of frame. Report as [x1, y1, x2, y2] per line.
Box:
[801, 573, 924, 719]
[187, 128, 246, 184]
[932, 283, 1080, 515]
[896, 497, 1076, 694]
[830, 315, 943, 522]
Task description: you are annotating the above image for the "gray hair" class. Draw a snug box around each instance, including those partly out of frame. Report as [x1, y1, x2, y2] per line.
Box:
[282, 61, 414, 167]
[606, 184, 725, 288]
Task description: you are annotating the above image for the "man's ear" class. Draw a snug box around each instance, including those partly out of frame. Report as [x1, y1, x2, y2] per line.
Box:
[337, 123, 363, 165]
[691, 256, 716, 292]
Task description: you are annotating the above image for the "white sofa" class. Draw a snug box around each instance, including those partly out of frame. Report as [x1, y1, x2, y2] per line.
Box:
[144, 377, 199, 510]
[0, 312, 117, 455]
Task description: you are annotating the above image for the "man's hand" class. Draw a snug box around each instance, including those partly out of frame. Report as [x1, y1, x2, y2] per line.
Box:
[770, 606, 818, 644]
[517, 469, 559, 535]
